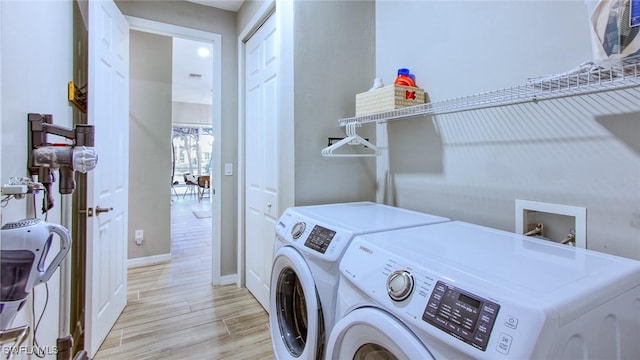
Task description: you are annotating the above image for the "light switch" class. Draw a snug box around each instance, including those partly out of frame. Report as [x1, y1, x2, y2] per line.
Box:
[224, 163, 233, 176]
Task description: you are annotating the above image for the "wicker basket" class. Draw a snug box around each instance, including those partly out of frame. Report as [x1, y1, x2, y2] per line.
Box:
[355, 85, 425, 117]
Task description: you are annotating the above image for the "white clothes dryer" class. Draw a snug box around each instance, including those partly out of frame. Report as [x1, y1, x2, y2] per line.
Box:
[327, 221, 640, 360]
[270, 202, 449, 360]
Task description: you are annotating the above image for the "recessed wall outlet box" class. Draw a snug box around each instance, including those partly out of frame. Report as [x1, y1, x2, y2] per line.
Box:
[2, 185, 28, 195]
[515, 199, 586, 249]
[135, 229, 144, 245]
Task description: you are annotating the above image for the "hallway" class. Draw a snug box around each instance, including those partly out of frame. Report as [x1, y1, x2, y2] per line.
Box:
[94, 195, 274, 359]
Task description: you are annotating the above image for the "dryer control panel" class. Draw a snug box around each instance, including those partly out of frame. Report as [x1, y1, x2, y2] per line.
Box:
[275, 210, 350, 262]
[303, 224, 337, 254]
[276, 203, 449, 263]
[422, 281, 500, 351]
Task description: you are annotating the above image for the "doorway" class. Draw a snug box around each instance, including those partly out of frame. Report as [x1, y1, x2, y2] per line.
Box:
[126, 17, 224, 284]
[170, 36, 214, 203]
[172, 124, 214, 198]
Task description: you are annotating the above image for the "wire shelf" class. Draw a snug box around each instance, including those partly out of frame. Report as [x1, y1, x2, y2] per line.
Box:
[338, 56, 640, 126]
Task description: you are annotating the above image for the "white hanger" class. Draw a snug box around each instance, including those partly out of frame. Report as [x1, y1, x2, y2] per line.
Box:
[321, 121, 381, 157]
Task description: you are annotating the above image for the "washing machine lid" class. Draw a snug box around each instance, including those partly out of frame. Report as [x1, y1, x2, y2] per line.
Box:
[345, 221, 640, 323]
[291, 202, 449, 234]
[326, 307, 434, 360]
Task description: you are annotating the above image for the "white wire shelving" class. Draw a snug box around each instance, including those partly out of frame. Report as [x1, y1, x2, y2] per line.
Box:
[338, 56, 640, 126]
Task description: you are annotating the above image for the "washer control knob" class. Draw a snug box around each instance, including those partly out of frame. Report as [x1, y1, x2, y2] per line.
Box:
[291, 222, 306, 239]
[386, 270, 414, 302]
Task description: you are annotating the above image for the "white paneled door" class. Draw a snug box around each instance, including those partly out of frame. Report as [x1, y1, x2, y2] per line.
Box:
[86, 0, 129, 357]
[245, 13, 278, 310]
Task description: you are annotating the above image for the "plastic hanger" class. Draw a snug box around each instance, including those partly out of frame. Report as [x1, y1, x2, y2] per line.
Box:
[321, 121, 381, 157]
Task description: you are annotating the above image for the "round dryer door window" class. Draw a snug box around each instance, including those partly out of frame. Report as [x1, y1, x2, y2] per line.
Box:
[270, 246, 323, 359]
[326, 308, 434, 360]
[354, 343, 398, 360]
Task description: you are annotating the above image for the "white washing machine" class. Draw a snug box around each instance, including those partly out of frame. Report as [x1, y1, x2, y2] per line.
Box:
[327, 221, 640, 359]
[270, 202, 449, 359]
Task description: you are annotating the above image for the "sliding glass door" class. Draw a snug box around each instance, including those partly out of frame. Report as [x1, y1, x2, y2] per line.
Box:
[172, 125, 214, 183]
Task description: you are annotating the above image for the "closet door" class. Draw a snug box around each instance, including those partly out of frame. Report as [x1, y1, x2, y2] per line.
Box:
[244, 12, 278, 310]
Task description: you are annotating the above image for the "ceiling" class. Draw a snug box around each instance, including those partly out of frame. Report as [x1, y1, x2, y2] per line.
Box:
[185, 0, 244, 12]
[172, 37, 214, 105]
[172, 0, 244, 105]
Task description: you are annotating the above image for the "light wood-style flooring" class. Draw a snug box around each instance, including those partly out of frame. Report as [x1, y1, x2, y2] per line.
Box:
[94, 193, 274, 359]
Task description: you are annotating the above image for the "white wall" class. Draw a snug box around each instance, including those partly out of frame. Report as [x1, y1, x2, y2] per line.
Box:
[1, 1, 73, 357]
[0, 0, 2, 226]
[172, 101, 212, 125]
[376, 1, 640, 259]
[376, 1, 592, 102]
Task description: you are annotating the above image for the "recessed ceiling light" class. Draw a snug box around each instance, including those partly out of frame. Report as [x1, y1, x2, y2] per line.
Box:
[197, 47, 210, 57]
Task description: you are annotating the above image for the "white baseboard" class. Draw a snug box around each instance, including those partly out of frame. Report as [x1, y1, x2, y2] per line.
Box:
[214, 274, 238, 286]
[127, 253, 171, 268]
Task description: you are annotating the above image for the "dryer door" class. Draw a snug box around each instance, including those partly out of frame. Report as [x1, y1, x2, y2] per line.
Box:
[326, 307, 434, 360]
[270, 246, 324, 359]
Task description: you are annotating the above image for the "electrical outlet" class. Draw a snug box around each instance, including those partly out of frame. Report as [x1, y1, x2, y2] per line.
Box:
[135, 229, 144, 245]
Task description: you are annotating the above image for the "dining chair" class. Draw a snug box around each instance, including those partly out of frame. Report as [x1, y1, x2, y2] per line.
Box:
[183, 173, 198, 198]
[197, 175, 210, 201]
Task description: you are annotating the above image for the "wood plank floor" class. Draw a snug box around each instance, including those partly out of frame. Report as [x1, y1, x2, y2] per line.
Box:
[94, 194, 274, 359]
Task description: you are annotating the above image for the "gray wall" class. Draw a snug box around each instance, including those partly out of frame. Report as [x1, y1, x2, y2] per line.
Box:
[292, 0, 377, 205]
[238, 0, 377, 207]
[237, 0, 265, 33]
[116, 0, 238, 275]
[376, 1, 640, 260]
[128, 30, 172, 259]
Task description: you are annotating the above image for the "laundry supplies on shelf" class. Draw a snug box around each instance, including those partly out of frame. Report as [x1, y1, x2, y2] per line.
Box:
[355, 84, 426, 116]
[394, 68, 416, 87]
[355, 68, 425, 117]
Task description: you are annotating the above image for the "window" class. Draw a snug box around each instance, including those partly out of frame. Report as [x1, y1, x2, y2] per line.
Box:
[172, 125, 214, 182]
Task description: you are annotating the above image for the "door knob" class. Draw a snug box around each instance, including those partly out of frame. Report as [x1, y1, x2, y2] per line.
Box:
[95, 206, 113, 214]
